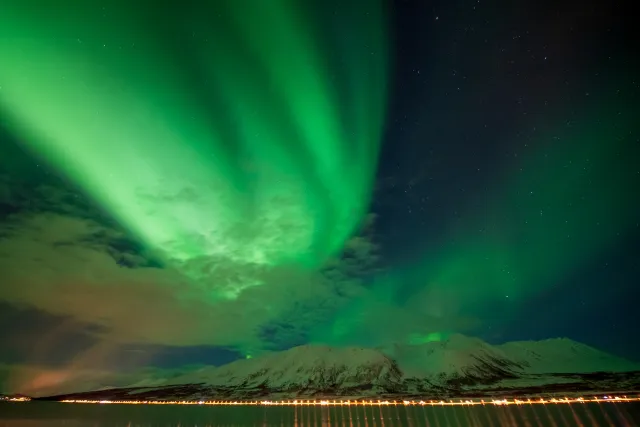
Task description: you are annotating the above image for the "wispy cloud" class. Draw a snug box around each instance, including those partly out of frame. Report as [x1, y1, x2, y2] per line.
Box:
[0, 169, 381, 353]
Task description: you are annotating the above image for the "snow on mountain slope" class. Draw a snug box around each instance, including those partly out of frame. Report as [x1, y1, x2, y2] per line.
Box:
[498, 338, 640, 374]
[169, 345, 402, 390]
[163, 335, 637, 392]
[379, 335, 638, 381]
[380, 334, 526, 385]
[165, 366, 219, 386]
[39, 335, 639, 400]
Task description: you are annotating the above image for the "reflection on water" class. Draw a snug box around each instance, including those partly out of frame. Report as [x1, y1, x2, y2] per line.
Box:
[1, 402, 639, 426]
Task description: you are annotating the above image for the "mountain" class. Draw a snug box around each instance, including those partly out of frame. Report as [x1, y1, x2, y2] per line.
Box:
[175, 345, 402, 390]
[497, 337, 638, 374]
[382, 334, 638, 382]
[35, 335, 640, 401]
[146, 345, 404, 399]
[380, 334, 526, 383]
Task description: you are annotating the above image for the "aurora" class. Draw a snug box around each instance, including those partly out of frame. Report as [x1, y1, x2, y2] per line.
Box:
[0, 0, 387, 298]
[0, 0, 638, 400]
[310, 103, 639, 347]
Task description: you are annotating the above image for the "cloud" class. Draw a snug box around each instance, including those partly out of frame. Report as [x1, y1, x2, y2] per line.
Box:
[0, 170, 379, 361]
[0, 169, 481, 396]
[0, 143, 472, 390]
[1, 168, 476, 369]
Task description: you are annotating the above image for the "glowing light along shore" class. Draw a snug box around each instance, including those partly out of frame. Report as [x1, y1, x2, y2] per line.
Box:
[55, 396, 640, 406]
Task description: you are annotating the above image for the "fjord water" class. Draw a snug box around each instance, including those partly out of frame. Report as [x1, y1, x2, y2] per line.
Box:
[1, 402, 640, 427]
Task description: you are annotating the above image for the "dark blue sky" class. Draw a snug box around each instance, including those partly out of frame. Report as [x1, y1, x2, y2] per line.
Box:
[371, 0, 639, 358]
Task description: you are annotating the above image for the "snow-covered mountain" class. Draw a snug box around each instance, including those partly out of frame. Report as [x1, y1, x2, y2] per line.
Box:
[36, 335, 640, 401]
[382, 334, 638, 380]
[497, 337, 638, 374]
[380, 334, 525, 383]
[173, 345, 402, 391]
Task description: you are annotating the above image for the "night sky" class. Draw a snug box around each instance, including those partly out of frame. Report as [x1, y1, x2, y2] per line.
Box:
[0, 0, 638, 395]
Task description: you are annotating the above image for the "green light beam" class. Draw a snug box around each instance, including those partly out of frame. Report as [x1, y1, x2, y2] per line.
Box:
[0, 0, 388, 299]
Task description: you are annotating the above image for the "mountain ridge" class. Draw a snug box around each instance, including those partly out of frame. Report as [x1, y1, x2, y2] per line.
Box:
[28, 334, 640, 401]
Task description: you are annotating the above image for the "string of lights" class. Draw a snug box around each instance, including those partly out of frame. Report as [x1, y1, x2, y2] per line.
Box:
[53, 396, 639, 406]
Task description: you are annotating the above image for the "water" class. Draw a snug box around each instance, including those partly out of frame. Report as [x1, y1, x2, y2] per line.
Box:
[1, 402, 639, 426]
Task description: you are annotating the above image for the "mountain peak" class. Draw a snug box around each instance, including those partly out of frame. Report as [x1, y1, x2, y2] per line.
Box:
[20, 336, 640, 400]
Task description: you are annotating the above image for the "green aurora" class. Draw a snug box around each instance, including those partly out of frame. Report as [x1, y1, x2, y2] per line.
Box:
[312, 101, 639, 346]
[0, 1, 387, 299]
[1, 1, 638, 357]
